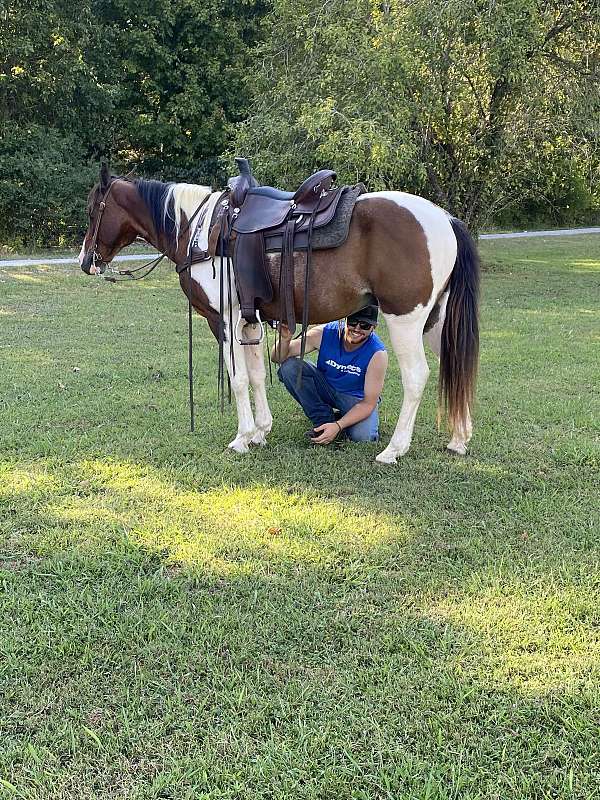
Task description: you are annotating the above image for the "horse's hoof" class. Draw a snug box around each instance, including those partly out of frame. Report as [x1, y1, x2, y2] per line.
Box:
[376, 450, 397, 465]
[447, 442, 467, 456]
[228, 438, 250, 454]
[251, 432, 268, 446]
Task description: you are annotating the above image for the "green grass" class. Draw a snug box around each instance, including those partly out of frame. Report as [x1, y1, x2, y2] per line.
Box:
[1, 235, 599, 799]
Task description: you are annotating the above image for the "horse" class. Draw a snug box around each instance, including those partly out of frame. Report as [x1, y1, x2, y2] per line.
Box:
[79, 163, 480, 463]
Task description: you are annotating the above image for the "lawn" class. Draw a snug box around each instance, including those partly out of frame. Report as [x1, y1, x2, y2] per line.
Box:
[1, 235, 599, 799]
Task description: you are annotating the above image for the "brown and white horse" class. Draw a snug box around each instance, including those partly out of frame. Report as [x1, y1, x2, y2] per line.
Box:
[79, 164, 479, 463]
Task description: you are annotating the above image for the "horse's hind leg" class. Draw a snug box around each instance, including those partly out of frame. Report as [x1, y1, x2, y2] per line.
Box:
[243, 333, 273, 446]
[376, 310, 430, 465]
[423, 292, 472, 455]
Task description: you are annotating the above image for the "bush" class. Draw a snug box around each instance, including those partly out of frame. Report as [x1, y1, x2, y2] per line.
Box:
[0, 125, 97, 249]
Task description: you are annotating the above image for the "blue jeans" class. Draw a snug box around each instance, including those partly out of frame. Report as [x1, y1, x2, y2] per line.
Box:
[277, 358, 379, 442]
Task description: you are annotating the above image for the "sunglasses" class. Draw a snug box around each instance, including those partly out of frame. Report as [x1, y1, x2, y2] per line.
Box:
[347, 320, 373, 331]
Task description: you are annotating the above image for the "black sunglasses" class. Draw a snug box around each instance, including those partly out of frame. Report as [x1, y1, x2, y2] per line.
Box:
[347, 320, 373, 331]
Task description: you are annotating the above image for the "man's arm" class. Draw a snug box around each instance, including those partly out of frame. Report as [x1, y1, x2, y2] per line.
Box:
[270, 324, 325, 363]
[312, 350, 388, 445]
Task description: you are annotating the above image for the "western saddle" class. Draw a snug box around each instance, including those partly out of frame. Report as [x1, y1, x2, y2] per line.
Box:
[213, 158, 363, 345]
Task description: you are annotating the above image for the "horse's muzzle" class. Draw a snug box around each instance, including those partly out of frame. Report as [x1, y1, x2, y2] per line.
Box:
[80, 251, 106, 275]
[80, 250, 94, 273]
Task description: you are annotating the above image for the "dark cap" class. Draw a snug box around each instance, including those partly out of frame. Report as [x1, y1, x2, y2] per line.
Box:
[347, 302, 379, 326]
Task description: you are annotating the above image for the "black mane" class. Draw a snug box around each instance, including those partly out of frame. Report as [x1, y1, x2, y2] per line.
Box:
[134, 179, 175, 241]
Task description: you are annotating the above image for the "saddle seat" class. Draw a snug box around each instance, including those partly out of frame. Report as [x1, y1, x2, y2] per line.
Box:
[233, 169, 338, 234]
[250, 186, 294, 201]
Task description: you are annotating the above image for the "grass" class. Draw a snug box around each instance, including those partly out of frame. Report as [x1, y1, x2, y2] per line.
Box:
[0, 235, 599, 799]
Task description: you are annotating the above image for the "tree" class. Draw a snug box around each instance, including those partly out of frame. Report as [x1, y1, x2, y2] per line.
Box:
[235, 0, 599, 228]
[0, 0, 268, 246]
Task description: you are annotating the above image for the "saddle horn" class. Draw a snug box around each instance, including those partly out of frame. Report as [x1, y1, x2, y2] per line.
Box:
[228, 157, 259, 210]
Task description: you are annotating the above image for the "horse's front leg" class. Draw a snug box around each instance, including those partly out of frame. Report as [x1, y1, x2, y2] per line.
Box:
[222, 321, 257, 454]
[243, 329, 273, 446]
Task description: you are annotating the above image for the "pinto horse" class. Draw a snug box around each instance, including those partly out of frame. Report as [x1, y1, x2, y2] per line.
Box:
[79, 163, 479, 463]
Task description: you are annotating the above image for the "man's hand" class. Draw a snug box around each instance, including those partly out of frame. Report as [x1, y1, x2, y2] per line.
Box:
[278, 323, 293, 342]
[271, 322, 295, 363]
[311, 421, 342, 445]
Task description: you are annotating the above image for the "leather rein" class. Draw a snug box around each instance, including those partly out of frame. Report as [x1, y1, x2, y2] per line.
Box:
[89, 179, 214, 432]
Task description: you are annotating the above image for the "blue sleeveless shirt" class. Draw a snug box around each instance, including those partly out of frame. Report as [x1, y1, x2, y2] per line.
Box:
[316, 322, 386, 398]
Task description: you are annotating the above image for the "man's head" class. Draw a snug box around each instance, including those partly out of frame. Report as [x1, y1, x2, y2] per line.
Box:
[344, 302, 379, 346]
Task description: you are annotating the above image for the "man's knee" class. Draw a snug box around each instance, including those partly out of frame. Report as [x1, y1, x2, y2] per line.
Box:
[347, 428, 379, 443]
[346, 413, 379, 443]
[277, 357, 302, 386]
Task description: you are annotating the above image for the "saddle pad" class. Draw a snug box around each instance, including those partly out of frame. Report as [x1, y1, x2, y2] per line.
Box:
[264, 183, 366, 253]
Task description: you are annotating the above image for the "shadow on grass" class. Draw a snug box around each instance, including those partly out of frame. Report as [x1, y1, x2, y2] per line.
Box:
[2, 521, 598, 798]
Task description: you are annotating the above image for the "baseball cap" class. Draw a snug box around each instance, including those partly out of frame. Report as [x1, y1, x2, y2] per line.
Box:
[347, 301, 379, 326]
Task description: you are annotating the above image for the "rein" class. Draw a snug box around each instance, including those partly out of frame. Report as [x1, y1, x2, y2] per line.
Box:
[102, 251, 167, 283]
[90, 179, 213, 433]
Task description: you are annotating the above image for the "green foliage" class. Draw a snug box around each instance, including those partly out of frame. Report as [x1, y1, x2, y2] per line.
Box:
[92, 0, 268, 181]
[0, 0, 267, 246]
[0, 124, 97, 248]
[1, 0, 598, 245]
[235, 0, 599, 228]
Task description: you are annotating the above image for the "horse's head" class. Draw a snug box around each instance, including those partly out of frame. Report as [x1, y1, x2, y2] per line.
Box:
[79, 163, 138, 275]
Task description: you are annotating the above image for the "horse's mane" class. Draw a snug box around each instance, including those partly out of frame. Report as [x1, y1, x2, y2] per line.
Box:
[134, 179, 176, 241]
[136, 178, 212, 250]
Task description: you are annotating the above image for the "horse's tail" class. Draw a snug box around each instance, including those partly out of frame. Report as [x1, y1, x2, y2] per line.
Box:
[438, 217, 480, 436]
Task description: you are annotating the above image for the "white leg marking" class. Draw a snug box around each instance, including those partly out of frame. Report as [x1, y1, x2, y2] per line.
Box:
[376, 311, 431, 465]
[244, 334, 272, 446]
[189, 263, 260, 453]
[222, 314, 257, 454]
[423, 291, 448, 360]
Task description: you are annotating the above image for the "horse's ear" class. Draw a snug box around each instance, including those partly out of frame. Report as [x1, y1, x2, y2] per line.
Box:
[100, 162, 110, 190]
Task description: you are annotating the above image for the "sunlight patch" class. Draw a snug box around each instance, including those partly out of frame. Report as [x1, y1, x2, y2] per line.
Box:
[67, 459, 410, 571]
[0, 464, 58, 496]
[425, 587, 600, 694]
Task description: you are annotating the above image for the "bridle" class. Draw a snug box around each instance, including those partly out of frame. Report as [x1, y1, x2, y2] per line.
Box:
[86, 179, 118, 275]
[85, 178, 166, 282]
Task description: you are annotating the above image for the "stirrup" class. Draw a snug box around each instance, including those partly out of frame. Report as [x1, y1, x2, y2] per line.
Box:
[234, 309, 265, 345]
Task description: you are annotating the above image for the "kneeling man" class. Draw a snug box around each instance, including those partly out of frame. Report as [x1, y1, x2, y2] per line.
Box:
[272, 303, 388, 446]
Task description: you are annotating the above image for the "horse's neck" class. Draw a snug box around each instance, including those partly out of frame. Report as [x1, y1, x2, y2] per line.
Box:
[155, 228, 189, 265]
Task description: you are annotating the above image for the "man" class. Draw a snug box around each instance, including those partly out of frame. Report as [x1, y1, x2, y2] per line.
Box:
[272, 302, 388, 446]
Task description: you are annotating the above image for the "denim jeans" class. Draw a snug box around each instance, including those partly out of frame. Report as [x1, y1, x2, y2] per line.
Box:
[277, 357, 379, 442]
